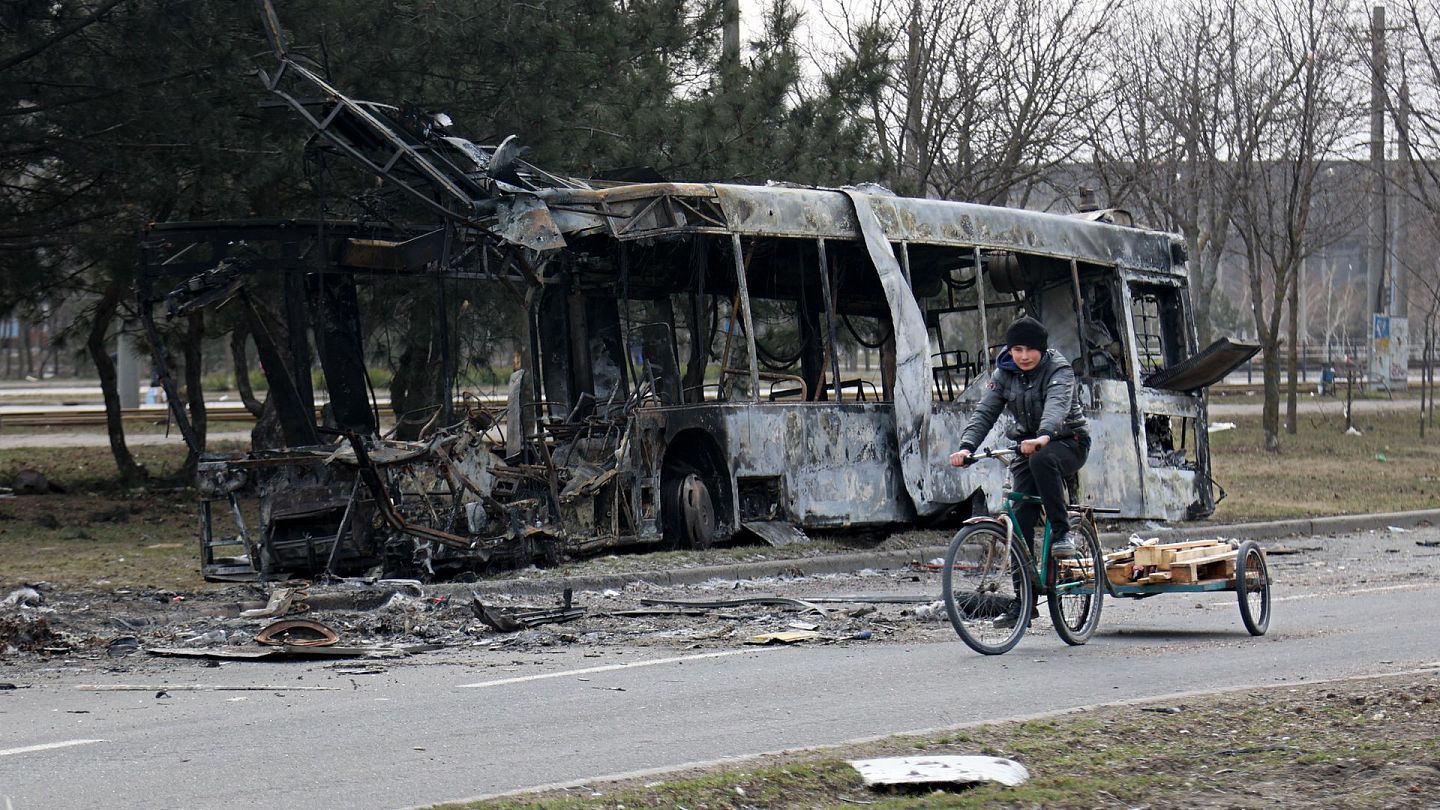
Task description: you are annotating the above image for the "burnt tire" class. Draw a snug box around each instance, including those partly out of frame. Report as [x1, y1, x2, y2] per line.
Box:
[662, 466, 717, 550]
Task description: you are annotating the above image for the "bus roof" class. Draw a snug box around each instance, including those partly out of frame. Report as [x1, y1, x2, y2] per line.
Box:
[530, 181, 1184, 276]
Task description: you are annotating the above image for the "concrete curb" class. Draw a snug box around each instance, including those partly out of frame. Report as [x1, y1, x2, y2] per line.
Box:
[371, 508, 1438, 602]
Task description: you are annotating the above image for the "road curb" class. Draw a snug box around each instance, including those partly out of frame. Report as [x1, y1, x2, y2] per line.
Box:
[372, 508, 1440, 603]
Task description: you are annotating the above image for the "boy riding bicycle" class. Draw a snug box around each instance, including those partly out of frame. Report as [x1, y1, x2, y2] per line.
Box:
[948, 315, 1090, 559]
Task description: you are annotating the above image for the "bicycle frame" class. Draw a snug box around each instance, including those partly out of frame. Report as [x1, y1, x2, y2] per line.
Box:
[963, 495, 1091, 598]
[958, 452, 1098, 599]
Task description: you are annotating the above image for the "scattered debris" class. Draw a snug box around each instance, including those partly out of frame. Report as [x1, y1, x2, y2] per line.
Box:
[1264, 545, 1320, 555]
[910, 600, 947, 622]
[639, 597, 828, 616]
[1141, 706, 1184, 714]
[254, 618, 340, 647]
[147, 644, 439, 660]
[76, 684, 341, 692]
[848, 756, 1030, 789]
[804, 595, 933, 604]
[2, 587, 43, 607]
[0, 615, 58, 651]
[746, 630, 821, 645]
[472, 588, 585, 632]
[105, 637, 142, 657]
[12, 469, 64, 495]
[239, 585, 310, 619]
[1207, 422, 1237, 433]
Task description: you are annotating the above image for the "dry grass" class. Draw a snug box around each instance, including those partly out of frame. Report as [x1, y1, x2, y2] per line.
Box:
[0, 444, 224, 591]
[1206, 408, 1440, 521]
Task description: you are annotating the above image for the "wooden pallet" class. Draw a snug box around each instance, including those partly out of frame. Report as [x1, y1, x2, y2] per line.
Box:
[1104, 539, 1237, 586]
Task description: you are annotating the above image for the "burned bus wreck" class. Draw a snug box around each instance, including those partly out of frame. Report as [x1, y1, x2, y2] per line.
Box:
[138, 6, 1256, 581]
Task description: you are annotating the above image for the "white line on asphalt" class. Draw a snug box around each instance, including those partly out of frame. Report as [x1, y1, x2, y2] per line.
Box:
[1208, 580, 1435, 608]
[456, 649, 766, 689]
[0, 739, 106, 757]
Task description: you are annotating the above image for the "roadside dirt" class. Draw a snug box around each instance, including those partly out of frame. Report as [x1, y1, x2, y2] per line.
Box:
[459, 668, 1440, 809]
[2, 524, 1436, 681]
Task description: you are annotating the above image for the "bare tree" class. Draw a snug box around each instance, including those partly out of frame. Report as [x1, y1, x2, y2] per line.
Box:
[1305, 254, 1364, 361]
[818, 0, 1118, 202]
[1231, 0, 1362, 452]
[1087, 0, 1304, 344]
[1385, 0, 1440, 431]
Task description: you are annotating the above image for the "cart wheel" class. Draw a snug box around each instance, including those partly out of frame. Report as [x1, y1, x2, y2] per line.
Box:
[1235, 540, 1271, 636]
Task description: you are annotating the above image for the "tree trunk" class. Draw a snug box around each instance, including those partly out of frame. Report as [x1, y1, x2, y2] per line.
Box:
[182, 310, 207, 475]
[1262, 342, 1282, 452]
[389, 301, 443, 440]
[21, 318, 34, 377]
[1286, 263, 1298, 434]
[88, 282, 147, 483]
[230, 321, 264, 417]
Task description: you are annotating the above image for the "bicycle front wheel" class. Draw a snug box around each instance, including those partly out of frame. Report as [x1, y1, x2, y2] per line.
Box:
[942, 523, 1033, 656]
[1046, 514, 1104, 646]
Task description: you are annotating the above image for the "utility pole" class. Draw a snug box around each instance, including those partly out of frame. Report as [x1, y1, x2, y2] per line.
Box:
[723, 0, 740, 67]
[903, 0, 923, 196]
[1395, 74, 1411, 320]
[1367, 4, 1388, 385]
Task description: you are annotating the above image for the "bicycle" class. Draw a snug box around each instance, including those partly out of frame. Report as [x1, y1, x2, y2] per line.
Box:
[941, 446, 1105, 655]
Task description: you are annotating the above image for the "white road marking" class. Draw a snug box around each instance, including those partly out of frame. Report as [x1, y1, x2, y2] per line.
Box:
[1208, 580, 1435, 608]
[0, 739, 106, 757]
[457, 649, 765, 689]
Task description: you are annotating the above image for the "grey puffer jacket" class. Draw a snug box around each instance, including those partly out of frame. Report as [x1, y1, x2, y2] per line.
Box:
[958, 348, 1088, 452]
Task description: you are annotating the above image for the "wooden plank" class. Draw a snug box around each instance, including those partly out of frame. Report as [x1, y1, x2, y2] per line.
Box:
[1196, 557, 1235, 581]
[1175, 544, 1232, 564]
[1145, 571, 1172, 583]
[1169, 559, 1233, 584]
[1148, 539, 1230, 551]
[1171, 544, 1234, 564]
[1133, 546, 1176, 568]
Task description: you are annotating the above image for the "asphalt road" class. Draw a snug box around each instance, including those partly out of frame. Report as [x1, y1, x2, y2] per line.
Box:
[3, 540, 1438, 810]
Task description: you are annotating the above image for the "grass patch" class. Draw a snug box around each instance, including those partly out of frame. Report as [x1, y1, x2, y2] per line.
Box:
[0, 444, 223, 591]
[1206, 409, 1440, 521]
[438, 671, 1440, 809]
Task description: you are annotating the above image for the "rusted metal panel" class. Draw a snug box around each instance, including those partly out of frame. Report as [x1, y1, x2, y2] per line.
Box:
[844, 190, 936, 516]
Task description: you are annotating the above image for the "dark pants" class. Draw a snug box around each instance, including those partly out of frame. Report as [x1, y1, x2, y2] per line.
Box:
[1011, 435, 1089, 548]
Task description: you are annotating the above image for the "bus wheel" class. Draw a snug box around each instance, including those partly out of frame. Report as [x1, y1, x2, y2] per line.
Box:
[665, 468, 716, 550]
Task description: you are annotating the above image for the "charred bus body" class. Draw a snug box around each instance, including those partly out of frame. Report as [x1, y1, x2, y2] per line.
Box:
[139, 6, 1256, 580]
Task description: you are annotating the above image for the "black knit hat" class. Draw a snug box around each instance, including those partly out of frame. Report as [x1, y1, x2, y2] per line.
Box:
[1005, 316, 1048, 351]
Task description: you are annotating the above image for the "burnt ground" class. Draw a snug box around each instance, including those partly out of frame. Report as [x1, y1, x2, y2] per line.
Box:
[1, 522, 1436, 682]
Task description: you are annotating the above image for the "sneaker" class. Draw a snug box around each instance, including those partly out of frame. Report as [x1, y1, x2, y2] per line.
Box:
[1050, 531, 1080, 559]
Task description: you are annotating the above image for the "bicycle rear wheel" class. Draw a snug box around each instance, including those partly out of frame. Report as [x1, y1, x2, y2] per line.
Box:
[942, 523, 1032, 655]
[1046, 514, 1103, 646]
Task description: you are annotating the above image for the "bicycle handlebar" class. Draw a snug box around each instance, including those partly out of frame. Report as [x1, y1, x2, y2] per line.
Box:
[957, 446, 1019, 466]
